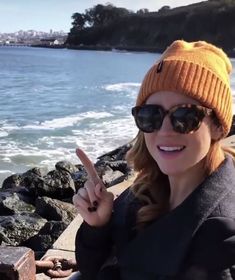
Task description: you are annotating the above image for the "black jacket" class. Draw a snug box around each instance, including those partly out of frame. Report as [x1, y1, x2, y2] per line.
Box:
[75, 156, 235, 280]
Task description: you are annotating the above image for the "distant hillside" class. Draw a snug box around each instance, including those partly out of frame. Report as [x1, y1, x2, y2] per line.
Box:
[66, 0, 235, 55]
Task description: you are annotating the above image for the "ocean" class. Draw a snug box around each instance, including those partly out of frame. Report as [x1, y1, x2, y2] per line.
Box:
[0, 46, 235, 185]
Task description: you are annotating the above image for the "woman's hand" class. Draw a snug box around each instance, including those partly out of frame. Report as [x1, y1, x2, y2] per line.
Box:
[72, 148, 114, 227]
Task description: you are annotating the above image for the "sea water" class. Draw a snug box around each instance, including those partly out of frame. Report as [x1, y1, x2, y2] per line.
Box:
[0, 46, 234, 185]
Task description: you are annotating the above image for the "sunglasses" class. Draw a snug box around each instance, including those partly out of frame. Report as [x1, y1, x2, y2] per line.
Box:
[132, 104, 213, 134]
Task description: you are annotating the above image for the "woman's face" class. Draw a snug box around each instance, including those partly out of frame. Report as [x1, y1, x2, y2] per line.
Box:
[144, 91, 219, 176]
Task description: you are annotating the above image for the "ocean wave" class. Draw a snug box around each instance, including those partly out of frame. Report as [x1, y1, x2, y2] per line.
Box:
[2, 111, 114, 131]
[0, 114, 137, 177]
[103, 82, 140, 93]
[0, 130, 8, 137]
[0, 170, 12, 174]
[25, 111, 113, 130]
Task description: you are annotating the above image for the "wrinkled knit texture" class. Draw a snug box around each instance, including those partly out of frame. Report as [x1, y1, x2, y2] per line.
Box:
[136, 40, 233, 136]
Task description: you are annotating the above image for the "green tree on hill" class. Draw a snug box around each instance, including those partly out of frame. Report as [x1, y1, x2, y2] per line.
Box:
[71, 4, 133, 30]
[71, 13, 86, 30]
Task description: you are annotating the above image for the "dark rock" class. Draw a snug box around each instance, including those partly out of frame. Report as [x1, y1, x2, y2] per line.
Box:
[55, 161, 78, 174]
[17, 169, 76, 199]
[0, 225, 14, 245]
[36, 220, 67, 241]
[107, 160, 131, 174]
[22, 220, 67, 258]
[41, 169, 76, 198]
[97, 143, 132, 162]
[95, 143, 133, 187]
[101, 166, 126, 187]
[72, 171, 87, 190]
[35, 196, 77, 223]
[0, 143, 134, 256]
[1, 168, 47, 191]
[0, 190, 35, 215]
[2, 174, 23, 190]
[0, 213, 47, 246]
[70, 164, 87, 191]
[24, 167, 48, 178]
[21, 169, 47, 197]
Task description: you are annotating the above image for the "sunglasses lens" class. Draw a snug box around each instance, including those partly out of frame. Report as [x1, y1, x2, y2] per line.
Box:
[132, 104, 208, 134]
[132, 105, 163, 133]
[171, 106, 204, 133]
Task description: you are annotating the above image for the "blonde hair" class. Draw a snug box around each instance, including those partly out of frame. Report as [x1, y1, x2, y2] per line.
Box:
[127, 131, 235, 229]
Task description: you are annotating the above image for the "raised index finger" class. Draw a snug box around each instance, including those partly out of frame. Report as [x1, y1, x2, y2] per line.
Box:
[76, 148, 101, 185]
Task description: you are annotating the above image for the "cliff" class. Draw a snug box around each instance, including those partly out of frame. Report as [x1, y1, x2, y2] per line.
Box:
[66, 0, 235, 55]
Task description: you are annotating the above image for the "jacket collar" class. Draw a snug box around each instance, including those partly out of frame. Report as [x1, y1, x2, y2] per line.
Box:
[119, 156, 235, 276]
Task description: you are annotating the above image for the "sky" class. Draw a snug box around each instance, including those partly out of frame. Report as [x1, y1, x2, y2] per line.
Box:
[0, 0, 206, 33]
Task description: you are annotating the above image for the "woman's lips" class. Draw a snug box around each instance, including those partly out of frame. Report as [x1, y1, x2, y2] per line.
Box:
[157, 145, 186, 159]
[157, 145, 186, 152]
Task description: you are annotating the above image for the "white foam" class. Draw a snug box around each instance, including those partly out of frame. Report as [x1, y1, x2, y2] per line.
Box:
[1, 125, 18, 131]
[0, 130, 8, 137]
[0, 170, 12, 174]
[72, 116, 138, 162]
[2, 111, 114, 131]
[1, 90, 233, 180]
[103, 82, 140, 93]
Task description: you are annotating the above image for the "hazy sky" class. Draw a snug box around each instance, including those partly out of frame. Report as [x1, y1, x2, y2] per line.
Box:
[0, 0, 206, 33]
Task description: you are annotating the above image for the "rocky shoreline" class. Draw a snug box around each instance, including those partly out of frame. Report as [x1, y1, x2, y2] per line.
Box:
[0, 143, 133, 259]
[0, 115, 234, 259]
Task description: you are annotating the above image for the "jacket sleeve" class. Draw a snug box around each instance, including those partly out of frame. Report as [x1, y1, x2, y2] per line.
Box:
[75, 220, 113, 280]
[178, 217, 235, 280]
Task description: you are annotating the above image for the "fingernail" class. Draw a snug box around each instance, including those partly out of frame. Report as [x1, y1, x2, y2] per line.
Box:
[93, 200, 99, 207]
[88, 206, 97, 212]
[87, 207, 93, 212]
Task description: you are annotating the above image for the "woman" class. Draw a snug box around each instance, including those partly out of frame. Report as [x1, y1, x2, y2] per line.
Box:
[73, 40, 235, 280]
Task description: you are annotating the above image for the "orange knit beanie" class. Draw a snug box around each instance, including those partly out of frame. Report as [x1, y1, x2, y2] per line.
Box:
[136, 40, 233, 137]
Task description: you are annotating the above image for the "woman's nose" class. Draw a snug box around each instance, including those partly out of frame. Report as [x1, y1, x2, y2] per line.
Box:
[158, 115, 176, 135]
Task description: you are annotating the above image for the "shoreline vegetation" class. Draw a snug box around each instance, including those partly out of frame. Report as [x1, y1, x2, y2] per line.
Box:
[31, 44, 235, 59]
[33, 0, 235, 57]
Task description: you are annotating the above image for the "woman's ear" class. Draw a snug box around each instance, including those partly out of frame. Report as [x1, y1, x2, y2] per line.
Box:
[210, 122, 224, 141]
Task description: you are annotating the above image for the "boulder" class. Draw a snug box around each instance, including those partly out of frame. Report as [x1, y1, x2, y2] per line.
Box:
[35, 196, 77, 224]
[0, 213, 47, 246]
[0, 143, 134, 256]
[0, 190, 35, 215]
[21, 220, 68, 259]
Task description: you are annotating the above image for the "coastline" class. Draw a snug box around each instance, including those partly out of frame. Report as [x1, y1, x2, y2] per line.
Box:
[30, 44, 164, 53]
[2, 42, 235, 57]
[29, 44, 235, 58]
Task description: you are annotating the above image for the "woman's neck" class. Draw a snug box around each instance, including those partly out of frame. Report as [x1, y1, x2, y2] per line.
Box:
[168, 160, 206, 210]
[167, 149, 226, 210]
